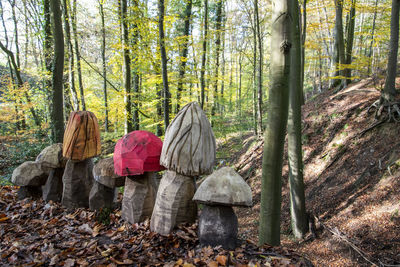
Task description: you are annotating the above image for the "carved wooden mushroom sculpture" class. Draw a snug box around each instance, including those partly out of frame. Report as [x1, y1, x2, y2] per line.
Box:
[151, 102, 216, 235]
[113, 130, 164, 224]
[61, 111, 101, 208]
[12, 161, 47, 200]
[89, 157, 125, 211]
[193, 167, 252, 250]
[36, 143, 65, 202]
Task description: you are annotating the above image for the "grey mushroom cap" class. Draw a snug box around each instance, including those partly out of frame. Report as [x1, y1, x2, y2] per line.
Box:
[12, 161, 48, 186]
[36, 143, 65, 173]
[193, 167, 252, 207]
[93, 158, 125, 188]
[160, 102, 216, 176]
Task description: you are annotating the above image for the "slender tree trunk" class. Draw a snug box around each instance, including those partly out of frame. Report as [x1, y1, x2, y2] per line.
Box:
[255, 0, 263, 134]
[211, 0, 223, 122]
[50, 0, 65, 143]
[176, 0, 193, 112]
[288, 0, 308, 239]
[99, 0, 108, 131]
[121, 0, 133, 133]
[301, 0, 307, 104]
[252, 7, 258, 135]
[367, 0, 378, 75]
[200, 0, 208, 110]
[131, 0, 140, 130]
[238, 53, 242, 118]
[61, 0, 72, 118]
[382, 0, 400, 102]
[220, 12, 226, 114]
[331, 0, 345, 89]
[259, 0, 291, 246]
[72, 0, 86, 110]
[9, 0, 20, 69]
[158, 0, 170, 128]
[343, 0, 356, 86]
[63, 0, 79, 111]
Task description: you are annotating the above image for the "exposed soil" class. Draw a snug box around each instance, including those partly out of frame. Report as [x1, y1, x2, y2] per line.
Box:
[225, 78, 400, 266]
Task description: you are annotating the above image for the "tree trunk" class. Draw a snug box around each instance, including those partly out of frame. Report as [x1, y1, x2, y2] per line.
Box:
[99, 0, 108, 131]
[382, 0, 400, 102]
[200, 0, 208, 110]
[330, 0, 345, 89]
[252, 6, 258, 136]
[121, 0, 133, 133]
[158, 0, 170, 128]
[255, 0, 263, 134]
[50, 0, 65, 143]
[211, 0, 223, 122]
[259, 0, 291, 246]
[63, 0, 79, 111]
[72, 0, 86, 110]
[367, 0, 378, 75]
[301, 0, 307, 104]
[131, 0, 140, 131]
[176, 0, 193, 113]
[9, 0, 21, 69]
[288, 0, 308, 240]
[343, 0, 356, 87]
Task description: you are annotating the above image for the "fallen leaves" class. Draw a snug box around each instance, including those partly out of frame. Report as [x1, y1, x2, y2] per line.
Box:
[0, 186, 309, 266]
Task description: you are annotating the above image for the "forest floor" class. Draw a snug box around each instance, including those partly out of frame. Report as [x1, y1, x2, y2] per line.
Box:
[218, 77, 400, 266]
[1, 78, 400, 266]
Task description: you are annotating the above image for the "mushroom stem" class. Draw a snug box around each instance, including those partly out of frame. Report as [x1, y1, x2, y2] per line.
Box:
[198, 205, 238, 250]
[121, 172, 157, 224]
[150, 170, 197, 235]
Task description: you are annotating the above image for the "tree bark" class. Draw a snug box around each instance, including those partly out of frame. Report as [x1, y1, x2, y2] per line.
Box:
[63, 0, 79, 111]
[131, 0, 140, 130]
[200, 0, 208, 110]
[259, 0, 291, 246]
[300, 0, 307, 104]
[367, 0, 378, 75]
[252, 5, 258, 136]
[158, 0, 170, 128]
[176, 0, 193, 113]
[99, 0, 108, 131]
[211, 0, 223, 122]
[343, 0, 356, 87]
[50, 0, 65, 143]
[255, 0, 263, 134]
[382, 0, 400, 102]
[288, 0, 308, 240]
[121, 0, 133, 133]
[72, 0, 86, 110]
[330, 0, 345, 89]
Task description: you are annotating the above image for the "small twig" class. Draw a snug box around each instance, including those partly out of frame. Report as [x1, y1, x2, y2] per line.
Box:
[319, 221, 378, 266]
[359, 119, 385, 137]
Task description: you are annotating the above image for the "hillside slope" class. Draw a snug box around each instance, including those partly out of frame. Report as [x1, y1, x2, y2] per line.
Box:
[221, 78, 400, 266]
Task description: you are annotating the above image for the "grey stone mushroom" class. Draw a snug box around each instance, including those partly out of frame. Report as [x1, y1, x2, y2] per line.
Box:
[36, 143, 66, 202]
[89, 157, 125, 211]
[11, 161, 47, 200]
[150, 102, 216, 235]
[193, 166, 252, 250]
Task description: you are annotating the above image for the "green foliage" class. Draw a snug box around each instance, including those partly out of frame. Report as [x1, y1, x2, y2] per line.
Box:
[96, 207, 112, 225]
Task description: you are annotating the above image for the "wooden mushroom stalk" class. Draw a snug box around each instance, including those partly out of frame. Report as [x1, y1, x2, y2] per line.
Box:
[151, 102, 216, 235]
[89, 157, 125, 211]
[61, 111, 101, 208]
[36, 143, 65, 202]
[193, 167, 252, 250]
[113, 130, 164, 224]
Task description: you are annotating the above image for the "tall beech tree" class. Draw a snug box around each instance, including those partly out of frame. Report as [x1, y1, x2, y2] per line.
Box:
[176, 0, 193, 112]
[381, 0, 399, 104]
[99, 0, 108, 131]
[158, 0, 170, 128]
[343, 0, 356, 87]
[288, 0, 308, 239]
[121, 0, 133, 133]
[330, 0, 345, 89]
[50, 0, 65, 143]
[211, 0, 223, 120]
[259, 0, 291, 246]
[200, 0, 208, 110]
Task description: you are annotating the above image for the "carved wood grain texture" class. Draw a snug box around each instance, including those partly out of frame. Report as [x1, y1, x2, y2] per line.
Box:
[160, 102, 216, 176]
[62, 111, 101, 161]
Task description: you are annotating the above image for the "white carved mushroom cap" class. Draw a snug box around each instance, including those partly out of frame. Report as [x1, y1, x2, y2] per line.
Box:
[36, 143, 64, 172]
[193, 167, 252, 207]
[160, 102, 216, 176]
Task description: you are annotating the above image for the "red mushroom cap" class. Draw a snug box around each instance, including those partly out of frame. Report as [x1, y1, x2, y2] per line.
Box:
[113, 130, 164, 176]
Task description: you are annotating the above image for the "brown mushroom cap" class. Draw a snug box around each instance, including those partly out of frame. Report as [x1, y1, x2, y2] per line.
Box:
[193, 167, 252, 207]
[63, 111, 101, 161]
[160, 102, 216, 176]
